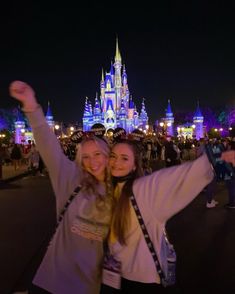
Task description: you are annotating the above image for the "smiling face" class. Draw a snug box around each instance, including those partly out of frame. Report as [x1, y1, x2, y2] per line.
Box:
[109, 143, 136, 177]
[81, 140, 108, 181]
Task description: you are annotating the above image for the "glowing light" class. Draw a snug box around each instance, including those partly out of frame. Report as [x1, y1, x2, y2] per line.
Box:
[159, 122, 164, 127]
[55, 124, 60, 130]
[167, 122, 171, 127]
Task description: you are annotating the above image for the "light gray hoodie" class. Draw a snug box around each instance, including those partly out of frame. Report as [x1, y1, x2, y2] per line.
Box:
[26, 106, 112, 294]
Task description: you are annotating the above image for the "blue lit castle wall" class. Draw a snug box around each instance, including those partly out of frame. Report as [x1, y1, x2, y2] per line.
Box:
[82, 39, 149, 133]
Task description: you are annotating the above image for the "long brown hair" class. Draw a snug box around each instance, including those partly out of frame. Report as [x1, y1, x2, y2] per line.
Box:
[112, 140, 144, 245]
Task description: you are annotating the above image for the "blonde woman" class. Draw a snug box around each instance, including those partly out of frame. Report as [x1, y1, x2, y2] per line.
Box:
[10, 81, 113, 294]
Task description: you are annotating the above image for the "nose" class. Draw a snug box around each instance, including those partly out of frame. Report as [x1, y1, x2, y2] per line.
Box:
[110, 157, 119, 167]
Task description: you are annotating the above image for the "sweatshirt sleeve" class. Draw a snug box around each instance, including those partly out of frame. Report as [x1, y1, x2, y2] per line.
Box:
[25, 106, 81, 203]
[133, 153, 214, 223]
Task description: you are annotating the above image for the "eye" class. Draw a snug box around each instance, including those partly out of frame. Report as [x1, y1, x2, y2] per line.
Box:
[122, 157, 128, 161]
[95, 152, 101, 156]
[82, 155, 89, 160]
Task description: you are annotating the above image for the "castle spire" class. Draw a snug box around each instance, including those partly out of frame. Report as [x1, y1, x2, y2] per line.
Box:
[45, 101, 54, 131]
[166, 99, 172, 114]
[46, 101, 52, 117]
[193, 100, 204, 140]
[115, 37, 121, 62]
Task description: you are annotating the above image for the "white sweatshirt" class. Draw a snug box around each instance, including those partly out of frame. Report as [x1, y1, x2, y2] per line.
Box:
[109, 154, 214, 284]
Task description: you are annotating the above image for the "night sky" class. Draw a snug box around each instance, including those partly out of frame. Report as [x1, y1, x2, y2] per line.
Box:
[0, 2, 235, 124]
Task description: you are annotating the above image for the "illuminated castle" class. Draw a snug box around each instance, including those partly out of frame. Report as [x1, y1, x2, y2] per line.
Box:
[82, 39, 148, 133]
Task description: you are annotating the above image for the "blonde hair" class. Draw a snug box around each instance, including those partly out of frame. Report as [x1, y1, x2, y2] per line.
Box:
[75, 136, 113, 202]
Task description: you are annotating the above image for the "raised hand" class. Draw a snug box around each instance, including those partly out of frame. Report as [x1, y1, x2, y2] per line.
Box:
[9, 80, 38, 111]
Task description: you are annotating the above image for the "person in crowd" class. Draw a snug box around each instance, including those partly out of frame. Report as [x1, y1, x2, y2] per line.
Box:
[28, 143, 40, 176]
[221, 139, 235, 208]
[161, 136, 180, 167]
[100, 138, 215, 293]
[10, 143, 22, 170]
[9, 81, 113, 294]
[195, 138, 219, 208]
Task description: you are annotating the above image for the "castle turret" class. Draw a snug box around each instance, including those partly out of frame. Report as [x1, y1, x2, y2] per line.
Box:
[100, 69, 105, 111]
[139, 98, 149, 130]
[46, 101, 55, 131]
[121, 64, 129, 108]
[165, 99, 174, 136]
[93, 93, 102, 124]
[114, 38, 122, 111]
[83, 97, 93, 131]
[14, 106, 26, 144]
[193, 101, 204, 139]
[118, 98, 127, 129]
[133, 106, 139, 129]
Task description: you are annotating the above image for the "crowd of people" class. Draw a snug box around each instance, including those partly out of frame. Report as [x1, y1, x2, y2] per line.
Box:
[0, 140, 45, 176]
[8, 80, 235, 294]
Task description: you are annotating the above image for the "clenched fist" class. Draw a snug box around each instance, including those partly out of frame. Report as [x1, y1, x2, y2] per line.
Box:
[9, 80, 38, 112]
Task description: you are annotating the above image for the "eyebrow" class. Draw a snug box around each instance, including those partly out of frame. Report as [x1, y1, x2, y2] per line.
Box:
[110, 152, 129, 157]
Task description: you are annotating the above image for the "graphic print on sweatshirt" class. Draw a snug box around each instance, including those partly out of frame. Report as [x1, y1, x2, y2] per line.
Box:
[71, 215, 109, 242]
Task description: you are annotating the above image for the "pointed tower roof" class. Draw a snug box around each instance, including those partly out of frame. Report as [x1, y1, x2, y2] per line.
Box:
[122, 64, 127, 81]
[16, 104, 24, 121]
[83, 97, 90, 116]
[140, 98, 148, 120]
[46, 101, 52, 117]
[115, 37, 122, 62]
[194, 100, 203, 117]
[141, 98, 146, 111]
[94, 93, 101, 109]
[166, 99, 172, 114]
